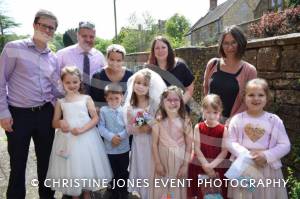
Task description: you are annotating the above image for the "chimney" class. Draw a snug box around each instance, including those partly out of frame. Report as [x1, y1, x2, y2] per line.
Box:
[210, 0, 217, 11]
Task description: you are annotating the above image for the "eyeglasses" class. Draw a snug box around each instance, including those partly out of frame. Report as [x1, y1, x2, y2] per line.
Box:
[222, 41, 238, 48]
[37, 22, 56, 32]
[164, 98, 180, 103]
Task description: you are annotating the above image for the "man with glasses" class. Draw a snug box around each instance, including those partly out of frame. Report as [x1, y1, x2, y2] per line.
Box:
[0, 9, 61, 199]
[56, 21, 106, 94]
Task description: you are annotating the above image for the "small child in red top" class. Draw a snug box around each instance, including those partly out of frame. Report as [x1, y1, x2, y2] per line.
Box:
[188, 94, 228, 199]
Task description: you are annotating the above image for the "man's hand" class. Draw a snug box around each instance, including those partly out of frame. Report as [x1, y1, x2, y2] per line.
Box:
[0, 117, 13, 132]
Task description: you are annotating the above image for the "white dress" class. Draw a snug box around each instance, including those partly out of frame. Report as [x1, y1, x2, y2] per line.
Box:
[127, 107, 153, 199]
[47, 96, 112, 196]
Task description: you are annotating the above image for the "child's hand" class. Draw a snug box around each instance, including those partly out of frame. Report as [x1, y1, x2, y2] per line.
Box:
[96, 107, 100, 116]
[59, 120, 70, 133]
[177, 164, 188, 178]
[71, 127, 84, 136]
[250, 150, 267, 167]
[111, 135, 121, 147]
[138, 124, 151, 134]
[243, 165, 264, 179]
[155, 163, 166, 177]
[202, 163, 216, 178]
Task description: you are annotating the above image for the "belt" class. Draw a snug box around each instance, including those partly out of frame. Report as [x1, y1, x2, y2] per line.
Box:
[9, 102, 52, 112]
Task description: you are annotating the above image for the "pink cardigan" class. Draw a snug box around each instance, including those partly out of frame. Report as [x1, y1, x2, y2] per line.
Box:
[227, 111, 291, 169]
[203, 58, 257, 117]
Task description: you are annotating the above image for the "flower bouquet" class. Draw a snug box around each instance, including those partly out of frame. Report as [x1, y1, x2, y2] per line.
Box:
[132, 110, 152, 127]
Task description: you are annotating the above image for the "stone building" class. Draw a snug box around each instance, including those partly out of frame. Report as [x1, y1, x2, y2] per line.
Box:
[186, 0, 284, 46]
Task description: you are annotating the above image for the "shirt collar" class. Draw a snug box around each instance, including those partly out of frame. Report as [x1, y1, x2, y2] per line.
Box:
[107, 106, 122, 112]
[26, 38, 51, 54]
[75, 44, 94, 56]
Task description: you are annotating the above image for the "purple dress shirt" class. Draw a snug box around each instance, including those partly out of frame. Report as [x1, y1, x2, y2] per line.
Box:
[56, 44, 106, 78]
[0, 38, 62, 119]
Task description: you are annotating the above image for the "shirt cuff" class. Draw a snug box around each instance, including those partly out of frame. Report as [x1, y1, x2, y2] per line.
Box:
[0, 109, 12, 120]
[118, 130, 128, 139]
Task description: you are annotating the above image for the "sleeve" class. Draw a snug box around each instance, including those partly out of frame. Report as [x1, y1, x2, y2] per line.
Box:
[203, 58, 218, 95]
[90, 71, 103, 107]
[98, 108, 115, 141]
[117, 129, 128, 139]
[56, 50, 64, 72]
[117, 109, 128, 139]
[234, 63, 257, 115]
[98, 51, 107, 69]
[179, 61, 194, 87]
[51, 56, 64, 98]
[90, 72, 97, 100]
[263, 116, 291, 164]
[246, 63, 257, 81]
[226, 115, 250, 157]
[0, 42, 16, 119]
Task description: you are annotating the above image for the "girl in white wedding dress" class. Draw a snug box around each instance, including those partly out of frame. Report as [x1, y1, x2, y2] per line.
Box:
[47, 66, 112, 199]
[124, 68, 166, 199]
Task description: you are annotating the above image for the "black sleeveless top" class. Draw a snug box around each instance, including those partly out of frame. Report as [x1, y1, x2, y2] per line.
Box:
[209, 60, 243, 118]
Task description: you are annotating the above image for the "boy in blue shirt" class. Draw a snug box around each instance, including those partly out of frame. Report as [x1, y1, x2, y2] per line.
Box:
[98, 83, 130, 199]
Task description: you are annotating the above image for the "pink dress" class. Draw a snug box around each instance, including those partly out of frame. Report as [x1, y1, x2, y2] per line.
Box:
[151, 118, 187, 199]
[227, 111, 290, 199]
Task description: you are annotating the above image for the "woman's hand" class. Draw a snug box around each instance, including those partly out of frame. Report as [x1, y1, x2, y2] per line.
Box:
[59, 120, 70, 133]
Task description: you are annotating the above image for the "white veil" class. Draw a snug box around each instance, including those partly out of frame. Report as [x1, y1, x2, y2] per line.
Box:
[123, 68, 167, 123]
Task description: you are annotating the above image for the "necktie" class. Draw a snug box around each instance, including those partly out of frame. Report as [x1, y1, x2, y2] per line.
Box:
[83, 53, 90, 94]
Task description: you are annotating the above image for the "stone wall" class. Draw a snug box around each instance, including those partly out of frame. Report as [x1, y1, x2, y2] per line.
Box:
[125, 33, 300, 169]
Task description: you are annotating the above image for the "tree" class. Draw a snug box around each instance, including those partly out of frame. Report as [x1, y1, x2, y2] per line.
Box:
[62, 28, 77, 47]
[288, 0, 300, 7]
[0, 2, 20, 51]
[115, 12, 159, 53]
[50, 33, 64, 52]
[165, 13, 190, 48]
[94, 37, 112, 55]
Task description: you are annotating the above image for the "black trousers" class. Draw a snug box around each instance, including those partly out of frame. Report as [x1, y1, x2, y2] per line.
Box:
[6, 103, 55, 199]
[108, 151, 130, 193]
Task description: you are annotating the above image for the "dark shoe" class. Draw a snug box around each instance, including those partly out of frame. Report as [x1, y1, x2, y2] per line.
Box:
[61, 195, 72, 199]
[119, 191, 129, 199]
[102, 189, 116, 199]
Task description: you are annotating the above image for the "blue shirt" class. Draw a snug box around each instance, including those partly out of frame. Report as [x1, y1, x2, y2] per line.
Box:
[99, 106, 129, 154]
